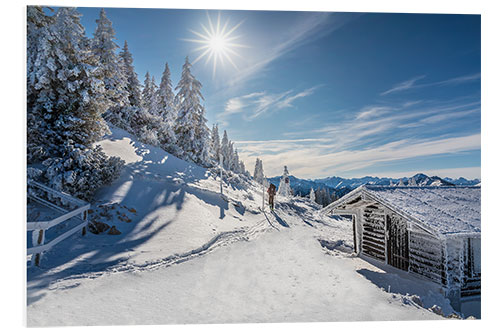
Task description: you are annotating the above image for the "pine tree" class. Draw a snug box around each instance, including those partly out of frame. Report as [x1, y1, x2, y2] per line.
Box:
[309, 187, 316, 202]
[27, 6, 55, 162]
[142, 72, 153, 110]
[149, 76, 160, 115]
[210, 124, 221, 164]
[158, 61, 176, 122]
[92, 9, 129, 110]
[277, 166, 292, 197]
[174, 57, 211, 165]
[220, 130, 230, 169]
[239, 160, 246, 174]
[119, 40, 142, 108]
[27, 7, 123, 199]
[228, 141, 235, 171]
[38, 7, 109, 149]
[232, 148, 240, 172]
[253, 158, 265, 184]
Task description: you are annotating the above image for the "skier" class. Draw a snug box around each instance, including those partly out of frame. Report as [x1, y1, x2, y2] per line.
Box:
[267, 183, 277, 211]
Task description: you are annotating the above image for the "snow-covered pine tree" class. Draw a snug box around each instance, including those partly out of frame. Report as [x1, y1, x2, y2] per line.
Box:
[239, 160, 246, 175]
[220, 130, 230, 169]
[277, 166, 292, 197]
[27, 6, 55, 162]
[398, 179, 405, 187]
[210, 124, 221, 165]
[39, 7, 110, 149]
[158, 61, 176, 122]
[92, 9, 129, 121]
[253, 158, 265, 184]
[309, 187, 316, 202]
[141, 72, 153, 110]
[232, 148, 240, 172]
[193, 109, 211, 166]
[149, 76, 160, 115]
[119, 40, 142, 108]
[27, 7, 123, 199]
[174, 57, 211, 166]
[131, 72, 161, 145]
[228, 141, 235, 171]
[156, 61, 177, 150]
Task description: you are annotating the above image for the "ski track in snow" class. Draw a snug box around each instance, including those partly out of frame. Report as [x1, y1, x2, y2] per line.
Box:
[45, 216, 274, 290]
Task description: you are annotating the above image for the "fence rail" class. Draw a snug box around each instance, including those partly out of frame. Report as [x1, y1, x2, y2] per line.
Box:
[27, 181, 90, 266]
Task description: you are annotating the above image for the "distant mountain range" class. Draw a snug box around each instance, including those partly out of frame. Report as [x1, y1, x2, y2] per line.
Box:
[268, 173, 480, 198]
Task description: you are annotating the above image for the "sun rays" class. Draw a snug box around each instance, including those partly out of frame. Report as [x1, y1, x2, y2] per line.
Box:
[184, 12, 247, 77]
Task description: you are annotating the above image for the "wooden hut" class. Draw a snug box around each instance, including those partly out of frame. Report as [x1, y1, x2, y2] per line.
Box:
[321, 185, 481, 312]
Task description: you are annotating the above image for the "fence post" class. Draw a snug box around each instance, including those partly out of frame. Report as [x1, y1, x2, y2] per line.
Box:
[219, 152, 223, 195]
[33, 229, 45, 267]
[81, 209, 87, 236]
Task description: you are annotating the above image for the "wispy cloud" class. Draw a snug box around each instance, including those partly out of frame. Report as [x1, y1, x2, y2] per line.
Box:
[380, 73, 480, 96]
[218, 86, 318, 123]
[238, 133, 480, 179]
[236, 96, 481, 178]
[434, 73, 481, 86]
[380, 75, 426, 96]
[355, 106, 394, 120]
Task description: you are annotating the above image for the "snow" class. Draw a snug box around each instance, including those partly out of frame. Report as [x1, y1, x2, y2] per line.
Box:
[27, 126, 459, 326]
[363, 186, 481, 236]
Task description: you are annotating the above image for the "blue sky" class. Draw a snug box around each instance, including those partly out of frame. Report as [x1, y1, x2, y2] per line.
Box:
[76, 7, 481, 180]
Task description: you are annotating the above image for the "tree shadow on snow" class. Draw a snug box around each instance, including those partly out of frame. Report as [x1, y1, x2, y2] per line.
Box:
[27, 135, 236, 305]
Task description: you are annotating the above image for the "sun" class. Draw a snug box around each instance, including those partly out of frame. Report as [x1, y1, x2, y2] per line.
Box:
[184, 12, 246, 77]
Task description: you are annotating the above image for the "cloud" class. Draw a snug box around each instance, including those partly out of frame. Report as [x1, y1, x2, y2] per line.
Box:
[218, 86, 318, 122]
[276, 87, 317, 109]
[235, 96, 481, 179]
[355, 106, 393, 120]
[380, 73, 480, 96]
[237, 133, 480, 179]
[380, 75, 426, 96]
[435, 73, 481, 86]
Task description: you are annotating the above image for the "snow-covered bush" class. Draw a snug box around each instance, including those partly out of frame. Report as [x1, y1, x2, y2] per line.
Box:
[41, 141, 124, 201]
[27, 167, 43, 180]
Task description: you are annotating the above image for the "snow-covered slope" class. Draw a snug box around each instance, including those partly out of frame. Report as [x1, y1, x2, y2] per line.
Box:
[27, 126, 460, 326]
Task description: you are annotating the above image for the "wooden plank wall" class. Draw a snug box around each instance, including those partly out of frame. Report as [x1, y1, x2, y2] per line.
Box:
[386, 213, 409, 271]
[408, 229, 445, 285]
[361, 204, 386, 262]
[462, 238, 481, 298]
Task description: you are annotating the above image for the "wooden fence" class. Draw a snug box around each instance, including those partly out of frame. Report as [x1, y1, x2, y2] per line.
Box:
[27, 181, 90, 266]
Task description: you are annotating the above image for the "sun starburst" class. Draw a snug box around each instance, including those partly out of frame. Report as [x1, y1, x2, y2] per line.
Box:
[183, 12, 246, 77]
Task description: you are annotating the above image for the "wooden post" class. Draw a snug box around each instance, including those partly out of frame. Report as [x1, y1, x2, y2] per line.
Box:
[81, 210, 87, 236]
[262, 183, 265, 211]
[219, 152, 223, 195]
[34, 229, 44, 267]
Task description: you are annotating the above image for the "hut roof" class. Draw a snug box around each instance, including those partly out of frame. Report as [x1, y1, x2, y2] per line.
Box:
[324, 186, 480, 237]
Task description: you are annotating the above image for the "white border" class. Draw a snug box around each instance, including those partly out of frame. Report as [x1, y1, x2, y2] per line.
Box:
[4, 1, 499, 332]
